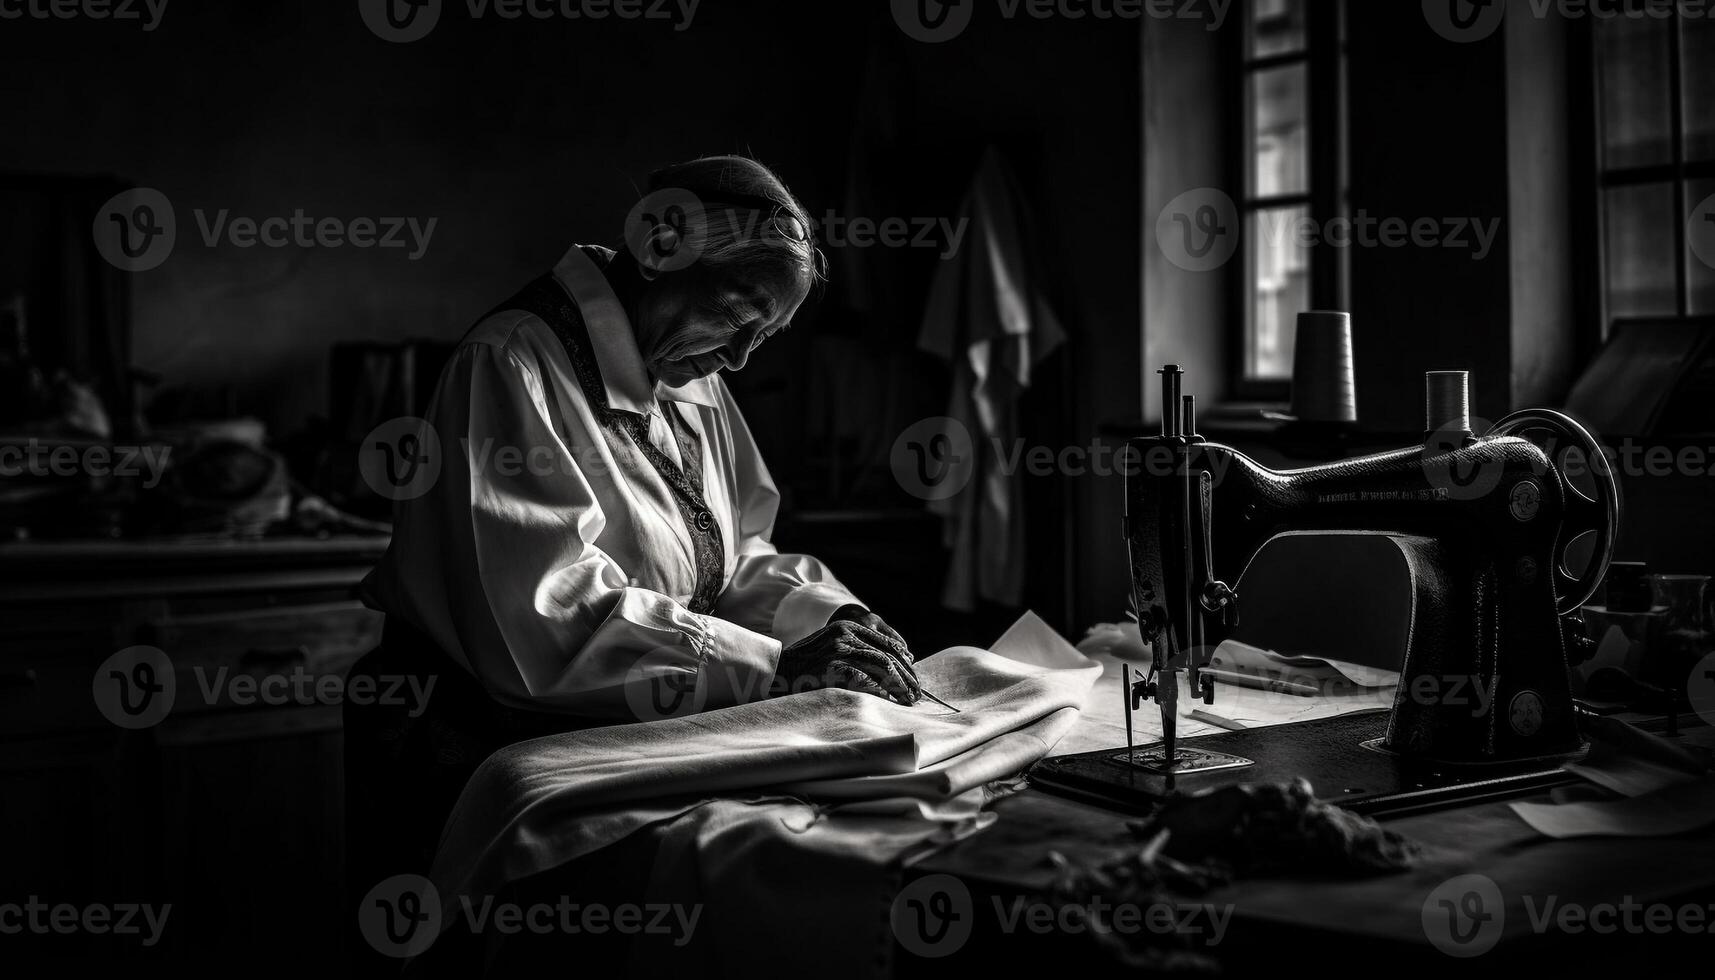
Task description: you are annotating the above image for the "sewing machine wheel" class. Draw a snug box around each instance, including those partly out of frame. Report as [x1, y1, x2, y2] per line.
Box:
[1487, 409, 1620, 614]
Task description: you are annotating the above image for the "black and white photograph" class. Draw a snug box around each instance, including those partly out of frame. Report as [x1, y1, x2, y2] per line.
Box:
[3, 0, 1715, 975]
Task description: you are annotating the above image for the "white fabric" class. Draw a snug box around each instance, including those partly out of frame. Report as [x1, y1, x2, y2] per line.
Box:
[426, 625, 1103, 922]
[361, 244, 862, 716]
[917, 148, 1066, 610]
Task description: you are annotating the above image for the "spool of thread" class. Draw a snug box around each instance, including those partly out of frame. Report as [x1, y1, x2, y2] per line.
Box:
[1424, 370, 1472, 438]
[1289, 311, 1357, 423]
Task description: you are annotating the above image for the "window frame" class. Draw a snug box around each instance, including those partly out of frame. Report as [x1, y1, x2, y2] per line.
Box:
[1589, 4, 1715, 334]
[1232, 0, 1349, 402]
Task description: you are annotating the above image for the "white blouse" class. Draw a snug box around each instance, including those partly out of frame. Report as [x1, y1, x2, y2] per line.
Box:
[360, 245, 861, 718]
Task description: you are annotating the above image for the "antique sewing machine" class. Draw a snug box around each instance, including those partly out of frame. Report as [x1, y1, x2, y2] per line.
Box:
[1033, 365, 1622, 816]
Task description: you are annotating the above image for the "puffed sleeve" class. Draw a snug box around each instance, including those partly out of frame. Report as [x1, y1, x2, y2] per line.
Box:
[389, 341, 783, 718]
[708, 381, 866, 645]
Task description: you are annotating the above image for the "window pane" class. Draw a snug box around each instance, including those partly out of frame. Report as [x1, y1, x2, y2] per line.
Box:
[1249, 207, 1311, 380]
[1683, 15, 1715, 162]
[1250, 64, 1309, 198]
[1604, 182, 1678, 318]
[1689, 179, 1715, 316]
[1597, 16, 1674, 170]
[1249, 0, 1306, 59]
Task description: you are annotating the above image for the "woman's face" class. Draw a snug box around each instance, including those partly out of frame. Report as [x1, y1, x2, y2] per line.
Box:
[634, 264, 811, 389]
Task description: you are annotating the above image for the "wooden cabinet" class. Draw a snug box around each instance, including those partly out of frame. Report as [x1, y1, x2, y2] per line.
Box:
[0, 537, 386, 967]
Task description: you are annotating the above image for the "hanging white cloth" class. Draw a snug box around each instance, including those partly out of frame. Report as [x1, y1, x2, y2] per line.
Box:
[917, 148, 1066, 610]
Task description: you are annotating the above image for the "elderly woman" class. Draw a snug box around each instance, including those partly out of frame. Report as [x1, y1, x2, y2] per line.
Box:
[360, 156, 922, 724]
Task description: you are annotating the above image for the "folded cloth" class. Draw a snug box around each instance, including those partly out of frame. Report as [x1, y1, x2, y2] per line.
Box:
[425, 615, 1102, 950]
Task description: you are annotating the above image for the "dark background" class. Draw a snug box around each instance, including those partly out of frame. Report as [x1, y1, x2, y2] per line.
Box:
[3, 0, 1714, 970]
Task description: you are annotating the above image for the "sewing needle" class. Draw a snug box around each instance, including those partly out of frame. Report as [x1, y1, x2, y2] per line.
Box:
[919, 688, 961, 713]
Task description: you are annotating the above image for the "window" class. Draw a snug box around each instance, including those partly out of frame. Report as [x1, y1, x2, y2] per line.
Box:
[1594, 5, 1715, 323]
[1238, 0, 1347, 393]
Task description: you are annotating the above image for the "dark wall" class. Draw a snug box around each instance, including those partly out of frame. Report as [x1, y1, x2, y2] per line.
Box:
[1, 1, 1144, 632]
[1345, 2, 1516, 431]
[0, 0, 871, 433]
[891, 16, 1143, 629]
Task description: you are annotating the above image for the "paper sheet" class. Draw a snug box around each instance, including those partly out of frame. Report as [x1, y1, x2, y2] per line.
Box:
[1050, 648, 1396, 758]
[1510, 777, 1715, 839]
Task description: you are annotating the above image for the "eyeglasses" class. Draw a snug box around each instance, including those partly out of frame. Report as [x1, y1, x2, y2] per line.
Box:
[659, 189, 827, 278]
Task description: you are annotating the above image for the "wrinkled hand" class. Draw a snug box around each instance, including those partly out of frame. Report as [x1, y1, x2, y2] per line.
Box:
[774, 616, 922, 705]
[830, 605, 914, 665]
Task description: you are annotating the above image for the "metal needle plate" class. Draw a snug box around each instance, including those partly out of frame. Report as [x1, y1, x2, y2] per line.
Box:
[1109, 746, 1255, 775]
